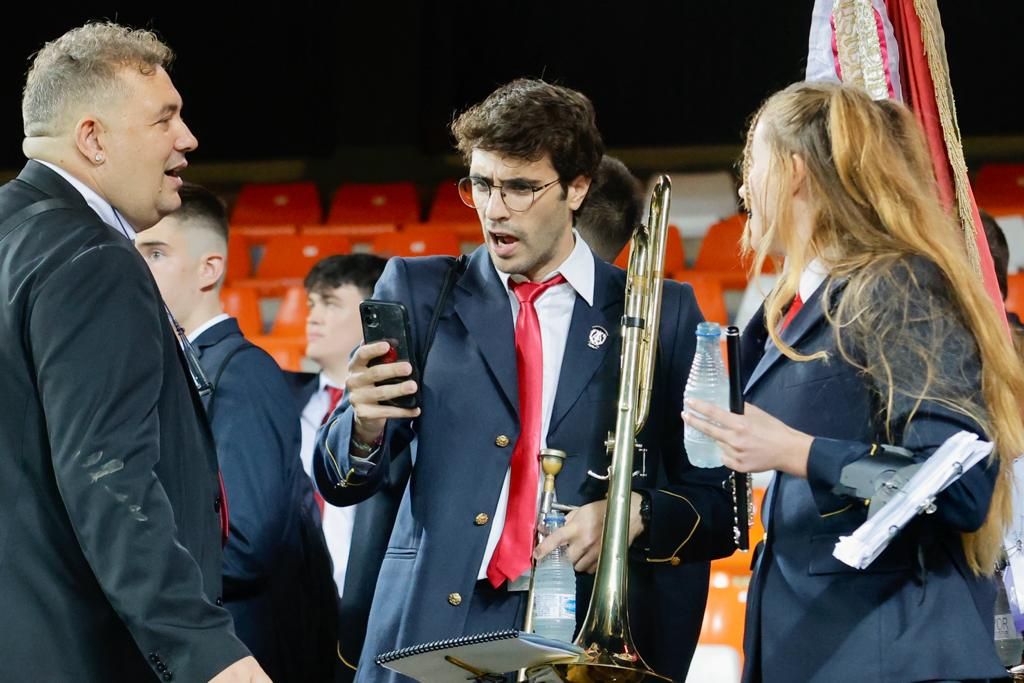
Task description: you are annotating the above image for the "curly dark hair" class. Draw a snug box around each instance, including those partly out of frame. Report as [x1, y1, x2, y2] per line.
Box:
[451, 78, 604, 192]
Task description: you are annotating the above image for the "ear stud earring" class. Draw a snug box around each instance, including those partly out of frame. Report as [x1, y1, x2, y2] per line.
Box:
[94, 154, 104, 162]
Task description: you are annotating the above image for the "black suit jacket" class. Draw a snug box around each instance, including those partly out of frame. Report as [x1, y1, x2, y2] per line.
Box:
[284, 370, 412, 682]
[0, 161, 249, 680]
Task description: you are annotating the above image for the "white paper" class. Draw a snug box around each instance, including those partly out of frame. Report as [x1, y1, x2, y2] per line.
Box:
[833, 431, 992, 569]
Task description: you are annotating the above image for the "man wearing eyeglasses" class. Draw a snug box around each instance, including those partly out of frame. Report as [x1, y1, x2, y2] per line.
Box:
[315, 78, 734, 682]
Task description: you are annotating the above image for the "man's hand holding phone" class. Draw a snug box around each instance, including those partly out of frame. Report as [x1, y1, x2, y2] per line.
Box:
[346, 342, 420, 447]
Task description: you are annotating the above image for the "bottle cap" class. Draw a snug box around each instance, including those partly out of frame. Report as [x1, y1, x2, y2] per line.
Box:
[695, 321, 722, 338]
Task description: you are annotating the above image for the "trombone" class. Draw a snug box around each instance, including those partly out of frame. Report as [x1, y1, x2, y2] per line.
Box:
[542, 175, 674, 682]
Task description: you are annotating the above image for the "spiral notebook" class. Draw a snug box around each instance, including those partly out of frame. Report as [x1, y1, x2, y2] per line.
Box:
[375, 629, 582, 681]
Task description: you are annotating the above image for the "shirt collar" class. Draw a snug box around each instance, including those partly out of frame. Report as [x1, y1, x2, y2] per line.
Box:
[494, 229, 595, 306]
[319, 372, 344, 392]
[799, 258, 829, 302]
[34, 159, 137, 240]
[186, 313, 231, 344]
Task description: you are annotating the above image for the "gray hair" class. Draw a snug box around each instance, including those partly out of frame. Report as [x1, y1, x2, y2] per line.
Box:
[22, 22, 173, 137]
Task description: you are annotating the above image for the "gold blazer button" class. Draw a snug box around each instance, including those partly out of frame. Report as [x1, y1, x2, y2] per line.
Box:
[495, 435, 510, 448]
[448, 592, 463, 606]
[474, 513, 489, 526]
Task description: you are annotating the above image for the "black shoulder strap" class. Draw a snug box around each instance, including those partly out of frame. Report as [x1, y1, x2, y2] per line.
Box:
[418, 254, 468, 378]
[203, 337, 253, 422]
[0, 198, 78, 243]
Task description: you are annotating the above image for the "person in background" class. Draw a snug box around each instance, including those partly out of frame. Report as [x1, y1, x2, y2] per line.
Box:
[140, 183, 336, 682]
[284, 253, 393, 681]
[575, 154, 644, 262]
[0, 21, 265, 682]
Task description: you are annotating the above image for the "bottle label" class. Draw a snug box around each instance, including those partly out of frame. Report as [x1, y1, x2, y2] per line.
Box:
[996, 612, 1015, 641]
[534, 593, 576, 620]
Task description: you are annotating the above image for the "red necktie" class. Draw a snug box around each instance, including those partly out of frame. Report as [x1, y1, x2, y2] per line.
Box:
[314, 386, 345, 515]
[487, 273, 567, 588]
[781, 292, 804, 330]
[218, 473, 230, 546]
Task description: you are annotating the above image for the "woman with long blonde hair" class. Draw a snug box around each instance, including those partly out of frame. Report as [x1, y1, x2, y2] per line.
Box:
[684, 81, 1024, 682]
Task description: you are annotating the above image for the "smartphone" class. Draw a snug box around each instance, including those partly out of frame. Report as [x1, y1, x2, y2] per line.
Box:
[359, 300, 420, 409]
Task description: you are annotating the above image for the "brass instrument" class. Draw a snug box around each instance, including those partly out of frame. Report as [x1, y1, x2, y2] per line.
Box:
[545, 175, 674, 682]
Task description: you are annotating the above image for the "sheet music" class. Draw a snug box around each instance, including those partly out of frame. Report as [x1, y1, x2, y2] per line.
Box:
[1003, 456, 1024, 629]
[833, 431, 992, 569]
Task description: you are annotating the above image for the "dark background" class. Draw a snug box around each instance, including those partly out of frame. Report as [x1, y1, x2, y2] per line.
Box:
[1, 2, 1020, 174]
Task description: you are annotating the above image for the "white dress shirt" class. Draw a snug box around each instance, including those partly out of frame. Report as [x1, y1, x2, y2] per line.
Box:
[299, 372, 357, 598]
[186, 313, 231, 344]
[478, 231, 596, 581]
[34, 160, 137, 239]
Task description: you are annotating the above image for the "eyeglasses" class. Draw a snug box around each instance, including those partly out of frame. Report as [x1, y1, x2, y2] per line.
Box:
[457, 176, 560, 213]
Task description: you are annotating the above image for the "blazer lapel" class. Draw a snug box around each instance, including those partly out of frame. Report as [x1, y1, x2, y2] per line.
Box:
[744, 281, 831, 394]
[453, 249, 519, 415]
[549, 256, 620, 435]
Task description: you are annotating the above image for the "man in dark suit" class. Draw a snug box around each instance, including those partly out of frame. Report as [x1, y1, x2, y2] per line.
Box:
[139, 184, 337, 681]
[284, 253, 394, 681]
[0, 22, 265, 682]
[316, 79, 735, 682]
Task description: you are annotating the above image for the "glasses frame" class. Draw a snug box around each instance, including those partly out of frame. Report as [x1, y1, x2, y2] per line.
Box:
[457, 176, 561, 213]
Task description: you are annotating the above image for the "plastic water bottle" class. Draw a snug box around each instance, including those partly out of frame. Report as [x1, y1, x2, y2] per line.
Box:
[684, 321, 729, 468]
[532, 511, 576, 641]
[995, 563, 1024, 667]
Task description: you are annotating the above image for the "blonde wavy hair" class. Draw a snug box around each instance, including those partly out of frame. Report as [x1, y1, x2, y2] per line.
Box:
[740, 81, 1024, 575]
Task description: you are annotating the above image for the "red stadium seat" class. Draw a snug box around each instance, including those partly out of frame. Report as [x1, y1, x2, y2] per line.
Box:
[974, 164, 1024, 217]
[429, 179, 477, 222]
[232, 182, 322, 226]
[327, 182, 420, 225]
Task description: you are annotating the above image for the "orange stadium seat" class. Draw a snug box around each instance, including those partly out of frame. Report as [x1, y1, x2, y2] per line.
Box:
[682, 272, 729, 326]
[271, 286, 309, 337]
[429, 179, 477, 222]
[699, 570, 749, 672]
[226, 233, 253, 285]
[613, 225, 686, 274]
[974, 164, 1024, 217]
[232, 182, 322, 226]
[219, 287, 263, 338]
[249, 335, 305, 372]
[693, 214, 774, 289]
[233, 234, 351, 295]
[1007, 273, 1024, 318]
[372, 226, 461, 258]
[231, 224, 296, 238]
[327, 182, 420, 225]
[301, 223, 398, 253]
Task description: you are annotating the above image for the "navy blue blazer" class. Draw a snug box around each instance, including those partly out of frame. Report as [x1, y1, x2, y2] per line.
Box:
[316, 246, 736, 682]
[740, 259, 1004, 683]
[196, 318, 334, 682]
